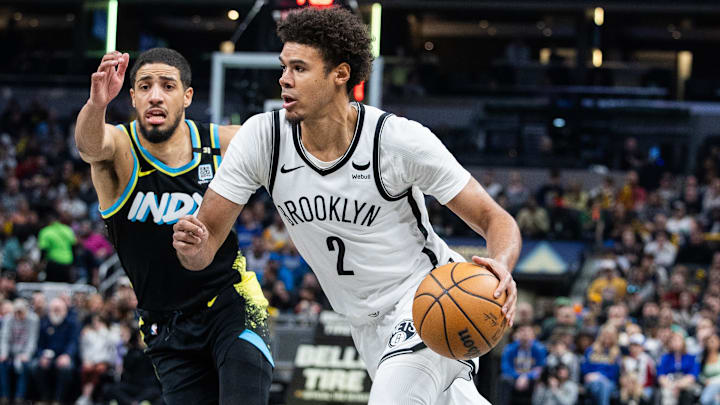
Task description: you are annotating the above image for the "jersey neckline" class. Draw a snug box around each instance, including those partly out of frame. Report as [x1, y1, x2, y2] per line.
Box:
[131, 119, 201, 177]
[291, 103, 365, 177]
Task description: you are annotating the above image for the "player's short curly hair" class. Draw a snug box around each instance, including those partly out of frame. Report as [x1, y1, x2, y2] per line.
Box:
[276, 7, 373, 91]
[129, 48, 192, 89]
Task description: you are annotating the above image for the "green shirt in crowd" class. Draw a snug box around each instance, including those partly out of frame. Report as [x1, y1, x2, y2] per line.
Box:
[37, 221, 76, 265]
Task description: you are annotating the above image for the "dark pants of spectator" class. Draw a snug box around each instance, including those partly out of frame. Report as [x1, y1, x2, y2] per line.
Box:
[81, 362, 109, 400]
[45, 261, 72, 283]
[31, 360, 75, 402]
[104, 382, 162, 405]
[499, 375, 534, 405]
[586, 375, 616, 405]
[0, 359, 30, 400]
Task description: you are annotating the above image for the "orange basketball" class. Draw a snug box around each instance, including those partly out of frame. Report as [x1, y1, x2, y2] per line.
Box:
[412, 262, 509, 360]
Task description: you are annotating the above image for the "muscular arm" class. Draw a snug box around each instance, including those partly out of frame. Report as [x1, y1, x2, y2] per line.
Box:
[174, 188, 245, 270]
[446, 176, 522, 324]
[446, 177, 521, 271]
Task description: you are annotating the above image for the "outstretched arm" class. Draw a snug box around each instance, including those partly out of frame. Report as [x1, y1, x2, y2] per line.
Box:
[173, 189, 245, 270]
[446, 176, 522, 326]
[75, 51, 129, 163]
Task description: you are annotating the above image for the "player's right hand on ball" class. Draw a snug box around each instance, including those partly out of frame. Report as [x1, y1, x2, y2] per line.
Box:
[90, 51, 129, 108]
[173, 215, 208, 257]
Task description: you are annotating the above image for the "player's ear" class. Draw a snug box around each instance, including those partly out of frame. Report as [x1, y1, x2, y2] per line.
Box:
[184, 86, 194, 108]
[129, 88, 135, 109]
[333, 62, 350, 87]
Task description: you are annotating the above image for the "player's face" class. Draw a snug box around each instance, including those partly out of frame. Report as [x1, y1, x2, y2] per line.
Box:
[278, 42, 338, 124]
[130, 63, 193, 143]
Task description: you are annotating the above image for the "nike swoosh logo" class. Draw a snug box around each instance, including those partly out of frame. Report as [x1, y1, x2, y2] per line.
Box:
[352, 161, 370, 171]
[138, 169, 157, 177]
[280, 164, 304, 174]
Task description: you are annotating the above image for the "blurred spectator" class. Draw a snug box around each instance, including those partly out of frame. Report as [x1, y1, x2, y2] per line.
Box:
[590, 176, 617, 210]
[516, 197, 550, 239]
[615, 228, 643, 272]
[700, 332, 720, 405]
[621, 137, 646, 171]
[531, 364, 578, 405]
[675, 221, 713, 265]
[619, 333, 656, 405]
[234, 209, 263, 251]
[657, 174, 679, 208]
[544, 337, 580, 383]
[515, 302, 535, 327]
[657, 331, 699, 405]
[37, 212, 76, 283]
[272, 241, 309, 293]
[0, 299, 38, 404]
[618, 170, 647, 212]
[667, 201, 693, 238]
[245, 236, 271, 282]
[262, 213, 290, 251]
[30, 292, 46, 319]
[500, 324, 547, 405]
[481, 170, 503, 200]
[77, 314, 118, 405]
[506, 171, 530, 213]
[581, 324, 622, 405]
[644, 230, 677, 269]
[536, 169, 564, 209]
[680, 176, 703, 215]
[587, 260, 627, 306]
[31, 297, 79, 404]
[539, 299, 580, 342]
[673, 291, 697, 332]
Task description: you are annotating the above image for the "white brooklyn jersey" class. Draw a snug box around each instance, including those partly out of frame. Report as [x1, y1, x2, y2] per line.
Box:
[210, 103, 472, 323]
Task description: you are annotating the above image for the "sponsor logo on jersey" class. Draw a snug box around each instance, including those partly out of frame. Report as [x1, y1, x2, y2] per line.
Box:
[280, 164, 304, 174]
[388, 319, 416, 348]
[276, 195, 381, 227]
[127, 191, 203, 224]
[198, 164, 214, 184]
[351, 161, 370, 171]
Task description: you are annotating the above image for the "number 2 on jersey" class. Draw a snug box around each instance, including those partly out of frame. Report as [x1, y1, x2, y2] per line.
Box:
[326, 236, 354, 276]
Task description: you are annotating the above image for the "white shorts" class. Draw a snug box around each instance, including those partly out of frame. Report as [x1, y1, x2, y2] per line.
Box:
[350, 291, 489, 404]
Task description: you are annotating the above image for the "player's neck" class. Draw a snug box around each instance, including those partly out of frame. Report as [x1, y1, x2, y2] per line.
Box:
[300, 100, 358, 162]
[139, 117, 193, 167]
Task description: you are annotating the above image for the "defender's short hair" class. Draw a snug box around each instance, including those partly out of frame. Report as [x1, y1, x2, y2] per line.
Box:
[129, 48, 192, 89]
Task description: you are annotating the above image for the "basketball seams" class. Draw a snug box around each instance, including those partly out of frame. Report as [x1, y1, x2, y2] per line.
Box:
[453, 285, 504, 309]
[414, 293, 439, 336]
[438, 300, 456, 359]
[444, 291, 494, 351]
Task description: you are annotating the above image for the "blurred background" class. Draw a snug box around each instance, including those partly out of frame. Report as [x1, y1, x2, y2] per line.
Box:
[0, 0, 719, 404]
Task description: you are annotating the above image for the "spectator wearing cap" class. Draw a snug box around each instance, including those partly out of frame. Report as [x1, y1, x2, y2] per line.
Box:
[676, 221, 714, 266]
[657, 331, 700, 405]
[587, 259, 627, 306]
[500, 324, 547, 405]
[0, 299, 39, 404]
[581, 324, 622, 405]
[620, 333, 656, 405]
[700, 332, 720, 405]
[540, 297, 580, 341]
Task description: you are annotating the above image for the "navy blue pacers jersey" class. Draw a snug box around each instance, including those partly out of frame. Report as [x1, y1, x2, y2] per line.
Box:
[102, 120, 240, 312]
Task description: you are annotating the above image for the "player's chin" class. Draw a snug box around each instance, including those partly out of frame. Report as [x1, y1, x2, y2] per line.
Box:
[285, 110, 304, 125]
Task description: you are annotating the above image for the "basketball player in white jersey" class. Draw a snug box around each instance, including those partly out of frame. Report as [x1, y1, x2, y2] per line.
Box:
[173, 7, 520, 405]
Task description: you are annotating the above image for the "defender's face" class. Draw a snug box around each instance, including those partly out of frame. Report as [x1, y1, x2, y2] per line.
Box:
[278, 42, 336, 123]
[130, 63, 193, 143]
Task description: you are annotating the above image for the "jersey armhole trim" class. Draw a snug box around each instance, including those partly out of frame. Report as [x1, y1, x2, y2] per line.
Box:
[210, 123, 222, 170]
[99, 124, 139, 219]
[372, 112, 409, 201]
[268, 110, 281, 196]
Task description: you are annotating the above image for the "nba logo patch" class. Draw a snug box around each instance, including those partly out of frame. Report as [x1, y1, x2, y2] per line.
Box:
[198, 164, 213, 183]
[388, 319, 416, 348]
[150, 323, 158, 336]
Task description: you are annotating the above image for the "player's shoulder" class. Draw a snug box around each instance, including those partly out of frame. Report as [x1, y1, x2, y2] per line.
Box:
[367, 107, 433, 147]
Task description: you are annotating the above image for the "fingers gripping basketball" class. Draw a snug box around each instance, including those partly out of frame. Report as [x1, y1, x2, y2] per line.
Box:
[412, 262, 509, 360]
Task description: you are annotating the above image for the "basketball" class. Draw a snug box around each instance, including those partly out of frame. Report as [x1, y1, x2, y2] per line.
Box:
[412, 262, 509, 360]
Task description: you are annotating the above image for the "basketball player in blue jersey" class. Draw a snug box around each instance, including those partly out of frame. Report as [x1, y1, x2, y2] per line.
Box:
[174, 7, 521, 405]
[75, 48, 272, 405]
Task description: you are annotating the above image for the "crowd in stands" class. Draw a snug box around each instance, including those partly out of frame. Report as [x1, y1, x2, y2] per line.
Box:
[499, 146, 720, 404]
[1, 98, 720, 404]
